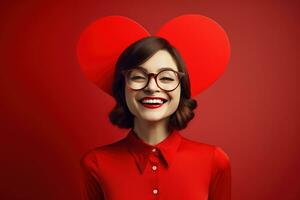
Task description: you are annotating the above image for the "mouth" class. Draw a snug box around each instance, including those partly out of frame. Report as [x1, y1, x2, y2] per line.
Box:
[138, 96, 168, 109]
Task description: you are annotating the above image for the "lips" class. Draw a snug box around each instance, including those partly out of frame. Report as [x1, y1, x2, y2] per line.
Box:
[138, 97, 168, 104]
[138, 96, 168, 109]
[138, 96, 168, 104]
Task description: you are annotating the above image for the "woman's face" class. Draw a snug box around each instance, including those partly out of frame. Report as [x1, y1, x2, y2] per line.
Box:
[125, 49, 181, 122]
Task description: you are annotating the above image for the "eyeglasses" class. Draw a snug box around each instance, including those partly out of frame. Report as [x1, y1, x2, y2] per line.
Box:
[121, 67, 185, 92]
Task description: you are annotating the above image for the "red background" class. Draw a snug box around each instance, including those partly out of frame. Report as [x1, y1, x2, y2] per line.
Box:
[1, 0, 299, 199]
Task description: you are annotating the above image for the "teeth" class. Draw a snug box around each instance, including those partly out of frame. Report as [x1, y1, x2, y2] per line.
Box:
[142, 99, 164, 104]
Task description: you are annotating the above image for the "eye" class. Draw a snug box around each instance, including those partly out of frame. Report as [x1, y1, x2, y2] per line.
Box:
[160, 77, 175, 81]
[130, 76, 146, 80]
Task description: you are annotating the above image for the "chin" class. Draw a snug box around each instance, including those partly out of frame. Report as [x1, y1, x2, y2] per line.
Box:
[138, 113, 167, 122]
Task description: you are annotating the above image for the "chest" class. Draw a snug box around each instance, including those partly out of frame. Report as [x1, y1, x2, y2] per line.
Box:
[97, 151, 212, 200]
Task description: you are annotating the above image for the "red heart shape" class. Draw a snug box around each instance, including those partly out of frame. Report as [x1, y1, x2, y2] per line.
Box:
[77, 15, 230, 97]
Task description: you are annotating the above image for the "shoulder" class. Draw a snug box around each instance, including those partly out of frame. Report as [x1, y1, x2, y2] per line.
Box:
[211, 146, 231, 170]
[179, 134, 231, 166]
[80, 136, 128, 167]
[179, 134, 215, 154]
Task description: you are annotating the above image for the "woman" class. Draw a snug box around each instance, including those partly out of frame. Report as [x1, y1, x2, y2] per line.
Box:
[80, 36, 231, 200]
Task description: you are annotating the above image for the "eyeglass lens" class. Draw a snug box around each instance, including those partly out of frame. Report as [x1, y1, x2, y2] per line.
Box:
[126, 68, 180, 91]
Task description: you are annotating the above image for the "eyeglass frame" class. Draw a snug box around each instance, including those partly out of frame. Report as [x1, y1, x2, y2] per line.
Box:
[121, 67, 185, 92]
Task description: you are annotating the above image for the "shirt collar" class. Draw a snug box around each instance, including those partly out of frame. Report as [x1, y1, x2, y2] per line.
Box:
[126, 128, 182, 174]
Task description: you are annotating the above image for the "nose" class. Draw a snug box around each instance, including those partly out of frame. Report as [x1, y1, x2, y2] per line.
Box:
[144, 75, 160, 92]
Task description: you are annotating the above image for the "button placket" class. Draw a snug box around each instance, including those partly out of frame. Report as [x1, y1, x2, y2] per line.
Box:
[148, 163, 159, 198]
[149, 147, 160, 198]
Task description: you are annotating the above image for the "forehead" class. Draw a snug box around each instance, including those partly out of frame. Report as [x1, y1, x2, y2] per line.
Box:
[138, 49, 178, 72]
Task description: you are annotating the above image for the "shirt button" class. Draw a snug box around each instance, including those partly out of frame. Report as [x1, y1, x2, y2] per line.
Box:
[152, 188, 159, 195]
[152, 165, 157, 171]
[152, 148, 157, 152]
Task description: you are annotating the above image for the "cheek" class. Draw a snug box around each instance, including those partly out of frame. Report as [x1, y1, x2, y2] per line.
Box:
[125, 87, 138, 114]
[168, 88, 181, 112]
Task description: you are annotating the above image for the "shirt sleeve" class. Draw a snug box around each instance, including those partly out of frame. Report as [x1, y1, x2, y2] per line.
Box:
[80, 151, 105, 200]
[208, 146, 232, 200]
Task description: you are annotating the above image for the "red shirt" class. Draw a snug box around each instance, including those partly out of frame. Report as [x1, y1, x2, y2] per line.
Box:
[80, 129, 231, 200]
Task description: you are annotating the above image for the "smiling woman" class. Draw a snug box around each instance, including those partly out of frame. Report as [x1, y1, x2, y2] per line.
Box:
[79, 15, 231, 200]
[80, 36, 231, 200]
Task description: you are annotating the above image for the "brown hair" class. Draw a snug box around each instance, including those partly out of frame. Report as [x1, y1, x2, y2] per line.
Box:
[109, 36, 197, 130]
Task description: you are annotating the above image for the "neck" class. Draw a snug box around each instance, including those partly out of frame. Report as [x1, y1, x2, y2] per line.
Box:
[133, 117, 171, 145]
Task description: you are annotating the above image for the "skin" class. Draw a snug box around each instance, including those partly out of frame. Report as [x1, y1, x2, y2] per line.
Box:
[125, 49, 181, 145]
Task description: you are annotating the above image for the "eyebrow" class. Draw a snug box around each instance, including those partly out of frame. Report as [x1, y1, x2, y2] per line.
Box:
[136, 66, 176, 73]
